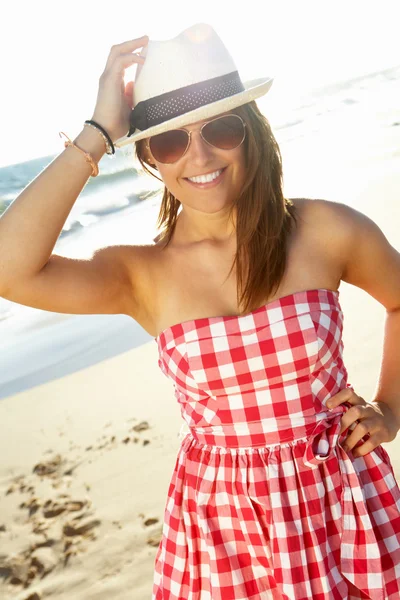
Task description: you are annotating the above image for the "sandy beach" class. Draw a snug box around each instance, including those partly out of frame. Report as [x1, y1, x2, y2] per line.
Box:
[0, 339, 185, 599]
[1, 106, 400, 599]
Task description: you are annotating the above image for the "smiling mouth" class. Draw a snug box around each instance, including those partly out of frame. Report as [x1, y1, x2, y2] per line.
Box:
[184, 167, 227, 184]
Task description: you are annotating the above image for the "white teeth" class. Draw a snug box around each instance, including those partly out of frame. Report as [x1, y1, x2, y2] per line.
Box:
[188, 169, 223, 184]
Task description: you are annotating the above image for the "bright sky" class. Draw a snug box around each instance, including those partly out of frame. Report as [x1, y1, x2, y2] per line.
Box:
[1, 0, 399, 168]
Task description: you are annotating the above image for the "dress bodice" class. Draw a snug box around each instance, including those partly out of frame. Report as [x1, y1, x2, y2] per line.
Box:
[155, 288, 350, 447]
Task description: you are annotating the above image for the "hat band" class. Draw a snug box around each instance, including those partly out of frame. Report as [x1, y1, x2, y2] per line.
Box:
[127, 71, 245, 137]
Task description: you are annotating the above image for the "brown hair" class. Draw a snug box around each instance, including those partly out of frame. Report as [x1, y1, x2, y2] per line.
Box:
[135, 101, 298, 315]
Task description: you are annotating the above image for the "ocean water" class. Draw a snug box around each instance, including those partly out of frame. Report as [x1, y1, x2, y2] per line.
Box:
[1, 64, 399, 398]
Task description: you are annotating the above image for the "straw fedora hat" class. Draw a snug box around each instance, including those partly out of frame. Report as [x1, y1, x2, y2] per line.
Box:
[114, 23, 274, 148]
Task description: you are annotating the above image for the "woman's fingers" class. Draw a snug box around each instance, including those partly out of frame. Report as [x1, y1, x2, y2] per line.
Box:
[342, 430, 377, 457]
[324, 389, 397, 458]
[104, 35, 149, 71]
[325, 389, 372, 454]
[102, 51, 145, 80]
[91, 35, 149, 141]
[341, 414, 380, 455]
[326, 387, 366, 410]
[112, 35, 149, 52]
[337, 401, 394, 457]
[339, 404, 369, 434]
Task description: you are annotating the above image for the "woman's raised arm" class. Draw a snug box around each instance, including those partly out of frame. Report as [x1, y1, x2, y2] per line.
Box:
[0, 36, 148, 316]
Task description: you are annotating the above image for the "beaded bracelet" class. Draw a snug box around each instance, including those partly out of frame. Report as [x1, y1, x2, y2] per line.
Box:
[59, 132, 99, 177]
[84, 119, 115, 155]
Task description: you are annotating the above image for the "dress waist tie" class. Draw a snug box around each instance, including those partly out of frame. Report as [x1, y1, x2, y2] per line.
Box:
[303, 407, 384, 600]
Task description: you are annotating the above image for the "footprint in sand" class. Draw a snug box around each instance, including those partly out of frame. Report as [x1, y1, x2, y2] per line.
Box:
[19, 496, 42, 517]
[131, 420, 150, 433]
[146, 524, 163, 548]
[2, 448, 101, 593]
[137, 513, 162, 546]
[63, 516, 101, 537]
[42, 498, 88, 519]
[143, 517, 159, 527]
[1, 545, 58, 589]
[6, 475, 30, 495]
[33, 455, 64, 478]
[1, 493, 99, 589]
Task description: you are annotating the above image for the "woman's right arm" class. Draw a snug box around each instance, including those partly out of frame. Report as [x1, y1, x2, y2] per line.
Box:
[0, 35, 148, 317]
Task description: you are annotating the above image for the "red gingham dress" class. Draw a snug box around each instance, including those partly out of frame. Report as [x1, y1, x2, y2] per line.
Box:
[153, 288, 400, 600]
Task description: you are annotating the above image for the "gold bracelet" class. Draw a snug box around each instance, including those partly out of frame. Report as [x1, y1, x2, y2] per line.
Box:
[59, 132, 99, 177]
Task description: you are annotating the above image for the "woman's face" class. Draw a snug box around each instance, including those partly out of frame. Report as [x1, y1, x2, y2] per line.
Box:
[145, 111, 247, 215]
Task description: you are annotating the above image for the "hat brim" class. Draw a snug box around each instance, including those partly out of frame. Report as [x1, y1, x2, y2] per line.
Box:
[114, 76, 274, 148]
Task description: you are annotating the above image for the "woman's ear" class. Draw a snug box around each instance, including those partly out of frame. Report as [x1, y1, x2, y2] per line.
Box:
[144, 143, 157, 168]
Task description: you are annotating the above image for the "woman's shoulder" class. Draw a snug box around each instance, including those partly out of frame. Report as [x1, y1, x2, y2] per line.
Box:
[293, 198, 400, 311]
[291, 196, 353, 220]
[289, 198, 400, 307]
[289, 197, 360, 275]
[290, 197, 358, 240]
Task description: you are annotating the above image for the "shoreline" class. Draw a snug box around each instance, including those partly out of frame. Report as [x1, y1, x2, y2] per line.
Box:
[0, 313, 153, 400]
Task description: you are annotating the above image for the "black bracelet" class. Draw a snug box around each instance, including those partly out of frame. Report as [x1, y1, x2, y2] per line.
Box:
[84, 119, 115, 155]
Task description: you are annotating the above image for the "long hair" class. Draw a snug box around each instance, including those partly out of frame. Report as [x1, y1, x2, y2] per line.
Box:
[134, 101, 298, 315]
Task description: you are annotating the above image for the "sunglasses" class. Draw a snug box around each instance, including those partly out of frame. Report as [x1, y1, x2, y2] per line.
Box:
[146, 114, 246, 164]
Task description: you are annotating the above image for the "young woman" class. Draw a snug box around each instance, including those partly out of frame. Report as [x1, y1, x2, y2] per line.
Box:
[1, 24, 399, 600]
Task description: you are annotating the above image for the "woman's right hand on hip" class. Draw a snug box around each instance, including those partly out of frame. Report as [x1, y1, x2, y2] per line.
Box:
[90, 35, 149, 143]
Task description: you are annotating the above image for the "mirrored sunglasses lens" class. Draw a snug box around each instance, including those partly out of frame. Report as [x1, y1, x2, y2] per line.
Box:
[203, 115, 245, 149]
[149, 130, 189, 163]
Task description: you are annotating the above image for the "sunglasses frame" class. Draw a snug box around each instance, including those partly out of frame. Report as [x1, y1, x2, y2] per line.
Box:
[146, 114, 246, 165]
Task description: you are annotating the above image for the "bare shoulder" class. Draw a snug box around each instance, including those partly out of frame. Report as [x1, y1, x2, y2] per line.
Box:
[291, 197, 354, 229]
[290, 197, 353, 262]
[291, 197, 372, 251]
[291, 198, 400, 310]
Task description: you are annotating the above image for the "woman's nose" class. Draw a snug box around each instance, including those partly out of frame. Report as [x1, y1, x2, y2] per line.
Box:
[185, 130, 214, 163]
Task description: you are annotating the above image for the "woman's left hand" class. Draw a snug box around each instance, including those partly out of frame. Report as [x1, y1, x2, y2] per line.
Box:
[326, 388, 399, 457]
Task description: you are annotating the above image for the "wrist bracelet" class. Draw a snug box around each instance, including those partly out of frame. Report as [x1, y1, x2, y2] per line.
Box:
[84, 121, 112, 154]
[59, 131, 99, 177]
[84, 120, 115, 155]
